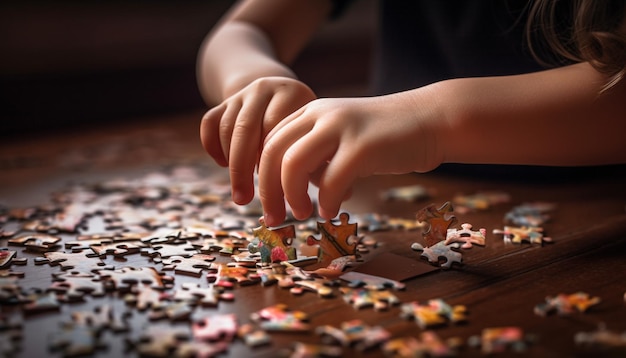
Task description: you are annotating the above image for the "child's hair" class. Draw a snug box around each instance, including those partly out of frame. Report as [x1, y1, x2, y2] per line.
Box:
[527, 0, 626, 92]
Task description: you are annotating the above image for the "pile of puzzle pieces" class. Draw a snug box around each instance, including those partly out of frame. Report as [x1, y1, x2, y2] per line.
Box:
[1, 166, 624, 357]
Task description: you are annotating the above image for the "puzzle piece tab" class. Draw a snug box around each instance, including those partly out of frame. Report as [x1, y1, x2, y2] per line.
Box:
[445, 223, 486, 249]
[411, 241, 462, 269]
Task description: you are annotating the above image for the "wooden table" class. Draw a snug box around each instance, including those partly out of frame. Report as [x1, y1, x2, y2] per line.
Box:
[1, 111, 625, 357]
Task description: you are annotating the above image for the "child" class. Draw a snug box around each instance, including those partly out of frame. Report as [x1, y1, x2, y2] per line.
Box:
[197, 0, 626, 227]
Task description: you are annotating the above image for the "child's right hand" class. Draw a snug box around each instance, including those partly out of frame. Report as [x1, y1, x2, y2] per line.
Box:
[200, 76, 316, 205]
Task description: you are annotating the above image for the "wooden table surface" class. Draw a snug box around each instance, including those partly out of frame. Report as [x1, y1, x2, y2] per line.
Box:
[1, 111, 625, 358]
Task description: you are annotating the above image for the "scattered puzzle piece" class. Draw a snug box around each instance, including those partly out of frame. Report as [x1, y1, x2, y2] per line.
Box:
[505, 202, 555, 227]
[193, 313, 238, 342]
[411, 241, 462, 269]
[340, 271, 406, 291]
[99, 267, 174, 293]
[307, 213, 358, 267]
[534, 291, 601, 316]
[452, 191, 510, 213]
[340, 287, 400, 311]
[400, 299, 467, 328]
[44, 251, 108, 274]
[493, 225, 552, 245]
[9, 233, 61, 252]
[161, 254, 216, 277]
[316, 319, 391, 350]
[415, 202, 457, 247]
[127, 325, 190, 357]
[48, 323, 104, 357]
[575, 323, 626, 350]
[383, 331, 460, 358]
[289, 342, 343, 357]
[49, 272, 106, 301]
[206, 263, 260, 288]
[445, 223, 486, 249]
[468, 326, 531, 354]
[165, 282, 234, 307]
[381, 184, 431, 202]
[250, 304, 310, 332]
[0, 248, 16, 269]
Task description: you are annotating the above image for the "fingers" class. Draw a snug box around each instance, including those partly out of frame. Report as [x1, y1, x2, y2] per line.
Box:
[260, 113, 359, 224]
[200, 106, 228, 167]
[258, 116, 315, 226]
[228, 93, 272, 204]
[316, 146, 360, 220]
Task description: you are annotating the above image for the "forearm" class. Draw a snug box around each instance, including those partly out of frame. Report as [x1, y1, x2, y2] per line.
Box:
[197, 21, 296, 105]
[434, 62, 626, 166]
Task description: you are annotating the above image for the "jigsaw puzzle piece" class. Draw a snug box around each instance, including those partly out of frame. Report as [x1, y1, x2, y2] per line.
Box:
[445, 223, 486, 249]
[316, 319, 391, 351]
[534, 291, 601, 316]
[161, 254, 216, 277]
[411, 241, 462, 269]
[340, 271, 406, 291]
[340, 287, 400, 311]
[250, 303, 310, 332]
[307, 213, 358, 267]
[400, 299, 467, 328]
[493, 225, 552, 245]
[48, 323, 104, 357]
[49, 272, 106, 302]
[468, 326, 531, 354]
[383, 331, 460, 358]
[415, 202, 457, 247]
[9, 233, 61, 252]
[99, 267, 174, 293]
[192, 313, 238, 342]
[165, 282, 234, 307]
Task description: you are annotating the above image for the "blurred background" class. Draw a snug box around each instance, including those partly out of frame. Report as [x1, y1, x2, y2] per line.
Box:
[0, 0, 376, 137]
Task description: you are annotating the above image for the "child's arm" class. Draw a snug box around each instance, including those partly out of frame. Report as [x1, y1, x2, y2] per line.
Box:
[258, 62, 626, 226]
[197, 0, 332, 204]
[197, 0, 332, 104]
[440, 62, 626, 166]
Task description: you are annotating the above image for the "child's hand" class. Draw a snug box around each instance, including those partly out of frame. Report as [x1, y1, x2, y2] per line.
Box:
[200, 76, 316, 205]
[258, 91, 445, 226]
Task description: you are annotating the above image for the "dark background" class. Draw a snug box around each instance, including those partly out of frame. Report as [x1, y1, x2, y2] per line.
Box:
[0, 0, 375, 137]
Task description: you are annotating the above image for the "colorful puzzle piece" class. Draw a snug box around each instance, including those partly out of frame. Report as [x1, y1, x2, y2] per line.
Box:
[445, 223, 486, 249]
[192, 313, 238, 342]
[307, 212, 358, 267]
[468, 326, 530, 354]
[340, 287, 400, 311]
[206, 263, 261, 288]
[383, 331, 459, 358]
[400, 299, 468, 328]
[452, 191, 510, 213]
[316, 319, 391, 350]
[534, 291, 601, 316]
[505, 202, 555, 227]
[289, 342, 343, 357]
[249, 218, 297, 263]
[250, 304, 310, 332]
[415, 202, 457, 247]
[493, 225, 552, 245]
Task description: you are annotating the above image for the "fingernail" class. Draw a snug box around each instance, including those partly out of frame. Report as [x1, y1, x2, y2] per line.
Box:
[232, 190, 244, 204]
